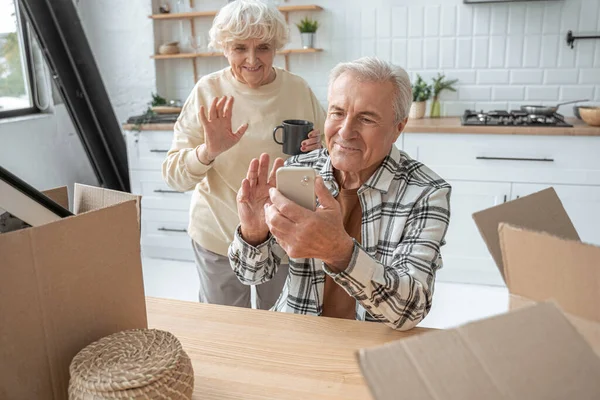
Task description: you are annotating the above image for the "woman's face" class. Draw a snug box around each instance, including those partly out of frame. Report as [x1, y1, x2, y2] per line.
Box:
[224, 39, 276, 88]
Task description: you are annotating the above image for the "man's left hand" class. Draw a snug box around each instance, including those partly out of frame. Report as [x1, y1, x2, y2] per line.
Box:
[265, 176, 354, 273]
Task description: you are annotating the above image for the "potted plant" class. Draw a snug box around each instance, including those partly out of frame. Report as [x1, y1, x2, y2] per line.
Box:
[430, 73, 458, 118]
[296, 16, 319, 49]
[410, 74, 431, 119]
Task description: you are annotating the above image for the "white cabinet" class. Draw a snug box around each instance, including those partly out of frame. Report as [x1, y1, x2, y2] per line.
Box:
[125, 130, 194, 262]
[439, 181, 509, 286]
[403, 132, 600, 286]
[512, 183, 600, 247]
[403, 133, 600, 185]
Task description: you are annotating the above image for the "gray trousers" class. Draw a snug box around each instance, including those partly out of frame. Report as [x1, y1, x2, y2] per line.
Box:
[192, 240, 288, 309]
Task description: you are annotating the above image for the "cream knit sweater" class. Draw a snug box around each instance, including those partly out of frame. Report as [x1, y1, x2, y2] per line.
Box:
[162, 67, 326, 256]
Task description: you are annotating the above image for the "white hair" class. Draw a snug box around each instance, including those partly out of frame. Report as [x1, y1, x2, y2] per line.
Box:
[328, 57, 413, 123]
[209, 0, 289, 51]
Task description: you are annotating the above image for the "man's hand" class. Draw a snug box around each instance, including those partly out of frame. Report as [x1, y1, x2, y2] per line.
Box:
[265, 176, 354, 272]
[237, 153, 285, 246]
[196, 96, 249, 164]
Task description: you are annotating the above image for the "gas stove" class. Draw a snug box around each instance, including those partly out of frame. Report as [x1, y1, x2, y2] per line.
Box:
[461, 110, 573, 127]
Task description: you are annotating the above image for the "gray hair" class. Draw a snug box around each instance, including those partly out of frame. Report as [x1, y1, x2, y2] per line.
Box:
[328, 57, 413, 123]
[209, 0, 289, 51]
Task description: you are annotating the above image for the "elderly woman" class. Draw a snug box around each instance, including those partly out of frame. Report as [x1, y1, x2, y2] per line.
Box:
[162, 0, 325, 309]
[229, 57, 451, 330]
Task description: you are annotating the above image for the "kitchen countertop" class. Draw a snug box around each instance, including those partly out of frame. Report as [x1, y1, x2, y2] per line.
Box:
[122, 117, 600, 136]
[146, 297, 429, 400]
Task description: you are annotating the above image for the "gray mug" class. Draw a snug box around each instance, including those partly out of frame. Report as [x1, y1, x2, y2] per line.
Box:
[273, 119, 313, 156]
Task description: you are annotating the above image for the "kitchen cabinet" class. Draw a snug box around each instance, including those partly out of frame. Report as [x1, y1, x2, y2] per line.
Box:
[438, 180, 509, 286]
[511, 183, 600, 247]
[125, 130, 195, 263]
[125, 128, 600, 288]
[403, 132, 600, 286]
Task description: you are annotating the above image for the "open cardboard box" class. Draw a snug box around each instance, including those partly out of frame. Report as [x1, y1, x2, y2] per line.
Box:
[357, 188, 600, 399]
[0, 184, 147, 399]
[472, 187, 600, 353]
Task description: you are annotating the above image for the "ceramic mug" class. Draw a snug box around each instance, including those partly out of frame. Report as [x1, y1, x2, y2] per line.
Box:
[272, 119, 313, 155]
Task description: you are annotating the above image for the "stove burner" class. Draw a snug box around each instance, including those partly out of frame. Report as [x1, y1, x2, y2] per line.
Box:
[461, 110, 572, 127]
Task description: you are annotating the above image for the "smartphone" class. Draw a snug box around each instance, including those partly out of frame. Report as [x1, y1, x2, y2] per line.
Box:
[276, 167, 316, 211]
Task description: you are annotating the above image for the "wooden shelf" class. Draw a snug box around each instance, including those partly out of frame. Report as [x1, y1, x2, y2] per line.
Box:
[151, 48, 323, 59]
[149, 5, 323, 20]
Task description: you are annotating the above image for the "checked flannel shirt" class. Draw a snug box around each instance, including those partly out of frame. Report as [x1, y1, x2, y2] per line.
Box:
[228, 145, 451, 330]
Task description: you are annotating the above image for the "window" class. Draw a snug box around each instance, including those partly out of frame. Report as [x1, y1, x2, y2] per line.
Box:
[0, 0, 38, 118]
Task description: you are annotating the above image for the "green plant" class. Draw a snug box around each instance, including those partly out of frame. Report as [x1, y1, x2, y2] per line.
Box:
[412, 74, 432, 102]
[130, 92, 166, 132]
[431, 73, 458, 99]
[430, 74, 458, 117]
[296, 16, 319, 33]
[151, 92, 167, 107]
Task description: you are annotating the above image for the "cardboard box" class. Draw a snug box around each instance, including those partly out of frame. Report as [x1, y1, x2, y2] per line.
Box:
[357, 188, 600, 399]
[472, 187, 600, 352]
[0, 184, 147, 399]
[358, 302, 600, 400]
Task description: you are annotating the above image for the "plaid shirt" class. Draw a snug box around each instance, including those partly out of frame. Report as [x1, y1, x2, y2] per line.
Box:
[228, 146, 451, 330]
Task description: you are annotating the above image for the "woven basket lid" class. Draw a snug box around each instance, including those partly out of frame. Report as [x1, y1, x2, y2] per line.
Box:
[69, 329, 194, 400]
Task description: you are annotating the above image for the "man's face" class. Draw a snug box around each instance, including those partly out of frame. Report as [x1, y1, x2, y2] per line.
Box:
[324, 72, 405, 175]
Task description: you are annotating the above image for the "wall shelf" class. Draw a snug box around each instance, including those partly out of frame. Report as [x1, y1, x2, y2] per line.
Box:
[150, 3, 324, 83]
[149, 5, 323, 20]
[151, 48, 323, 60]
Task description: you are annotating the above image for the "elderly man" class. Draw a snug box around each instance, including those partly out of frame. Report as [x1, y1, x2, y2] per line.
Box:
[228, 57, 451, 330]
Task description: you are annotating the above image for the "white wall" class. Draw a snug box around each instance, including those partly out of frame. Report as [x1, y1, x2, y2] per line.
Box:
[138, 0, 600, 117]
[0, 105, 97, 197]
[76, 0, 156, 123]
[0, 0, 156, 198]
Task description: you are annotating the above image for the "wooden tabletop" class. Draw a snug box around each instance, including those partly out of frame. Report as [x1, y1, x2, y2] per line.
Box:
[146, 297, 429, 400]
[122, 117, 600, 136]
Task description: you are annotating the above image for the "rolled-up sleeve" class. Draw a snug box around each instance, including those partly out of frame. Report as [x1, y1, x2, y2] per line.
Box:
[323, 186, 451, 330]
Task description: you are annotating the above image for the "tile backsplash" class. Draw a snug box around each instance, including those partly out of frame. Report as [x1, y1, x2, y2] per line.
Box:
[149, 0, 600, 118]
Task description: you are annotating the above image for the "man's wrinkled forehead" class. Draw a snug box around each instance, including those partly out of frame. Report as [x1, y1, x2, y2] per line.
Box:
[327, 72, 395, 115]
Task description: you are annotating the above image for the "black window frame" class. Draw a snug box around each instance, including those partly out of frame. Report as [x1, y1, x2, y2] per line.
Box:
[0, 0, 41, 119]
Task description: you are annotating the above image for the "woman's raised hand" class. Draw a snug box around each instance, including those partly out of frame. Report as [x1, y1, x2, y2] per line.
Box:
[196, 96, 249, 164]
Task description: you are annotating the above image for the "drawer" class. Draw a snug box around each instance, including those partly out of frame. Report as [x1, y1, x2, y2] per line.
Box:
[131, 170, 192, 211]
[141, 209, 189, 245]
[402, 133, 600, 185]
[140, 208, 194, 262]
[126, 130, 174, 171]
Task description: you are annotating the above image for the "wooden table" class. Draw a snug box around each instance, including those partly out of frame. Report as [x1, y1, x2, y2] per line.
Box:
[146, 297, 430, 399]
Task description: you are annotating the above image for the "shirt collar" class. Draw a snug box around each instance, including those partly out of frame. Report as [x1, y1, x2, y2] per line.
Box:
[319, 146, 403, 195]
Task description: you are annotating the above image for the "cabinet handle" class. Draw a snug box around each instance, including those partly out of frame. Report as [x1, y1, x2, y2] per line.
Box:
[150, 149, 169, 153]
[153, 189, 183, 194]
[503, 195, 507, 203]
[158, 227, 187, 233]
[476, 156, 554, 162]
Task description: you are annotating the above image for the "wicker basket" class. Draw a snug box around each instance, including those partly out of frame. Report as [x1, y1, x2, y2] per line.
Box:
[69, 329, 194, 400]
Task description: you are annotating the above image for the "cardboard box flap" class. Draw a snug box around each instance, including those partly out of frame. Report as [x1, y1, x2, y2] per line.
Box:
[499, 223, 600, 323]
[472, 187, 579, 280]
[358, 302, 600, 400]
[41, 186, 69, 210]
[74, 183, 141, 226]
[0, 200, 147, 399]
